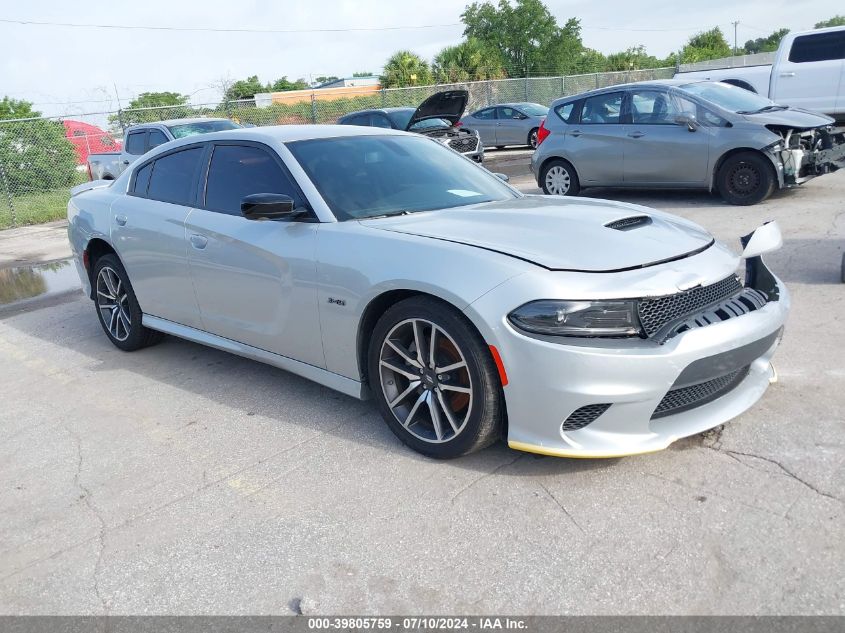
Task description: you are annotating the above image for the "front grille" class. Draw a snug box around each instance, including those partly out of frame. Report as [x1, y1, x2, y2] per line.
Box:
[638, 275, 744, 337]
[561, 403, 611, 432]
[652, 366, 750, 419]
[448, 136, 479, 153]
[605, 215, 652, 231]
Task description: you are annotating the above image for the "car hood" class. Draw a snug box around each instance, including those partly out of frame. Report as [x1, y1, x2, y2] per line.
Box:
[406, 90, 469, 129]
[360, 196, 715, 272]
[742, 107, 834, 128]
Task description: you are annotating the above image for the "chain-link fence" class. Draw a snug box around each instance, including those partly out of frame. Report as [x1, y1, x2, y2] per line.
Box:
[0, 67, 674, 229]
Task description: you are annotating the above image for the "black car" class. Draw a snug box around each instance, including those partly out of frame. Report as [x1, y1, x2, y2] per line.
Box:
[338, 90, 484, 162]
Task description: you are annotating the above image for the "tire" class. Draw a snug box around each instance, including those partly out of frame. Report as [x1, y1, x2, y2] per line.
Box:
[368, 296, 504, 459]
[541, 158, 580, 196]
[92, 254, 163, 351]
[716, 152, 776, 206]
[528, 128, 539, 149]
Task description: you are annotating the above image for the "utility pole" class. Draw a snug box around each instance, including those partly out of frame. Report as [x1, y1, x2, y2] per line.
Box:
[732, 21, 739, 56]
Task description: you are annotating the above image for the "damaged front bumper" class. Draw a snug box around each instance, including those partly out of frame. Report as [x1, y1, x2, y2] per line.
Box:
[767, 126, 845, 187]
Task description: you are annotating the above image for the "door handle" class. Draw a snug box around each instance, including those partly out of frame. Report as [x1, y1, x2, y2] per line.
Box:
[779, 72, 796, 77]
[569, 129, 582, 137]
[122, 160, 130, 165]
[115, 215, 127, 226]
[628, 131, 645, 138]
[189, 234, 208, 250]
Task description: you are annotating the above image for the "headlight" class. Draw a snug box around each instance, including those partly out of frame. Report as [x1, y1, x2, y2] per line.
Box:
[508, 300, 642, 337]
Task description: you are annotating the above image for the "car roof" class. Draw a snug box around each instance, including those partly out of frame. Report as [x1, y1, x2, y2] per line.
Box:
[154, 124, 410, 147]
[126, 117, 233, 131]
[551, 79, 707, 104]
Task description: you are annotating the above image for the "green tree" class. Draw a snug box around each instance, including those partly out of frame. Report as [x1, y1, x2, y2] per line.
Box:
[352, 71, 374, 77]
[225, 76, 265, 100]
[604, 45, 665, 71]
[0, 97, 39, 120]
[314, 76, 340, 85]
[681, 27, 733, 63]
[743, 28, 789, 54]
[380, 51, 433, 88]
[112, 91, 192, 127]
[461, 0, 584, 76]
[814, 16, 845, 28]
[0, 98, 77, 195]
[432, 38, 506, 83]
[269, 77, 309, 92]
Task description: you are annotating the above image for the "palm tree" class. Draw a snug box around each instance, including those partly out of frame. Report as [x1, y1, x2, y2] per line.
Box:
[380, 51, 433, 88]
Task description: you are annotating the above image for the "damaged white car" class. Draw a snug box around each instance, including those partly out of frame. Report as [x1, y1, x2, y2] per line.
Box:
[532, 80, 845, 205]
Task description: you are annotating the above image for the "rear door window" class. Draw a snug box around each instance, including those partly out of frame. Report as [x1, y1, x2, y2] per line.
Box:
[204, 144, 301, 216]
[146, 147, 204, 206]
[125, 131, 146, 155]
[788, 31, 845, 63]
[580, 92, 624, 124]
[473, 108, 497, 120]
[371, 114, 393, 129]
[148, 129, 169, 150]
[132, 162, 152, 195]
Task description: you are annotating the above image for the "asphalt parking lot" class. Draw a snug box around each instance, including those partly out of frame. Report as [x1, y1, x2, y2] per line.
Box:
[0, 153, 843, 615]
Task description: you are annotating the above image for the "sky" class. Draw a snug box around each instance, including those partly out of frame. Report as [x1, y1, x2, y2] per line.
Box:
[1, 0, 841, 122]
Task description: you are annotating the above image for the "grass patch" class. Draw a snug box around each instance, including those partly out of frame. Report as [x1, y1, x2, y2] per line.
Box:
[0, 172, 87, 230]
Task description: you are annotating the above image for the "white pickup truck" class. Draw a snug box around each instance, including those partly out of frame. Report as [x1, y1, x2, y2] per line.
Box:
[675, 26, 845, 122]
[86, 117, 241, 180]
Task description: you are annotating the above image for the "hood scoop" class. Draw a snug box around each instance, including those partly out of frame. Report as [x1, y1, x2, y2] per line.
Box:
[605, 215, 653, 231]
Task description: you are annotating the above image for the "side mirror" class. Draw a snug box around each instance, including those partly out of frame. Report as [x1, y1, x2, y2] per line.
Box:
[493, 172, 509, 182]
[241, 193, 298, 220]
[741, 221, 782, 258]
[675, 113, 698, 131]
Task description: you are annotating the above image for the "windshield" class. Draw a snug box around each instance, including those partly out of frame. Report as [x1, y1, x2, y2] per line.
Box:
[518, 103, 549, 116]
[167, 120, 241, 138]
[287, 134, 518, 221]
[679, 82, 778, 114]
[408, 118, 453, 131]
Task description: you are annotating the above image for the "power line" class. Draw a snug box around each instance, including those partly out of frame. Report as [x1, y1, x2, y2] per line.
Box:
[0, 17, 463, 34]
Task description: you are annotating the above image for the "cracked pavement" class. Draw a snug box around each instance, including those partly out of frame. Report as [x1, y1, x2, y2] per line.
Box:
[0, 159, 842, 614]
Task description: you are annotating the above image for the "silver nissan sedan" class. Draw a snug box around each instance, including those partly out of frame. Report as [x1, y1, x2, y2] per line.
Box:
[67, 125, 789, 459]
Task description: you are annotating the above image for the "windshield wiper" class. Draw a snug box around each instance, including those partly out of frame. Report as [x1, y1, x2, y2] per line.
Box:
[737, 104, 788, 114]
[365, 210, 414, 220]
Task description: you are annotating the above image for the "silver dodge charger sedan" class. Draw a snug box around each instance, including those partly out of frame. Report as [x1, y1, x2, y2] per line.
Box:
[68, 125, 789, 459]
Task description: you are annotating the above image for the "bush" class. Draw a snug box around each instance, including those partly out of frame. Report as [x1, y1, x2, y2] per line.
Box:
[0, 118, 78, 195]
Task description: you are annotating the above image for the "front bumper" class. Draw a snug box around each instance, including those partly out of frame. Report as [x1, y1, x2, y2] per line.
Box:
[467, 257, 790, 458]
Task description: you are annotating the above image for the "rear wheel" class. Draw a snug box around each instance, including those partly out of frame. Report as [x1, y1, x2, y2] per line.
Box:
[541, 159, 580, 196]
[368, 296, 504, 459]
[93, 254, 163, 351]
[716, 152, 776, 206]
[528, 128, 539, 149]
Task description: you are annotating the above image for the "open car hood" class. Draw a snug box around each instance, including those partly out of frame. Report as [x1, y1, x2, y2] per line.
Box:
[361, 196, 715, 272]
[406, 90, 469, 130]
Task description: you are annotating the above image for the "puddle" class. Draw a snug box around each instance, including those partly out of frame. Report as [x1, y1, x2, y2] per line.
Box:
[0, 259, 81, 307]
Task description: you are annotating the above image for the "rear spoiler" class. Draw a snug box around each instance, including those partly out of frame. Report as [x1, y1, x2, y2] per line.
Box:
[71, 180, 112, 197]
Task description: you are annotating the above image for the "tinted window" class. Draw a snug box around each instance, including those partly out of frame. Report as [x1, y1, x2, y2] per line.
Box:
[371, 114, 393, 129]
[581, 92, 624, 124]
[788, 32, 845, 63]
[554, 102, 577, 123]
[205, 145, 300, 216]
[133, 162, 152, 195]
[148, 129, 168, 149]
[498, 107, 519, 119]
[287, 135, 517, 221]
[147, 147, 203, 206]
[342, 114, 370, 126]
[473, 108, 496, 120]
[125, 131, 146, 155]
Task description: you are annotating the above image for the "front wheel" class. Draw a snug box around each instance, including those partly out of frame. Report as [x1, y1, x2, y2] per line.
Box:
[368, 297, 504, 459]
[716, 152, 776, 205]
[541, 159, 580, 196]
[93, 254, 163, 351]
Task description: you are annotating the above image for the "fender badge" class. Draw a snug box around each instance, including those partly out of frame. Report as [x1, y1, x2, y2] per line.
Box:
[327, 297, 346, 306]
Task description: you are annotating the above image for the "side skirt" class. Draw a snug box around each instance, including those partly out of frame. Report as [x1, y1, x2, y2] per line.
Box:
[142, 314, 369, 401]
